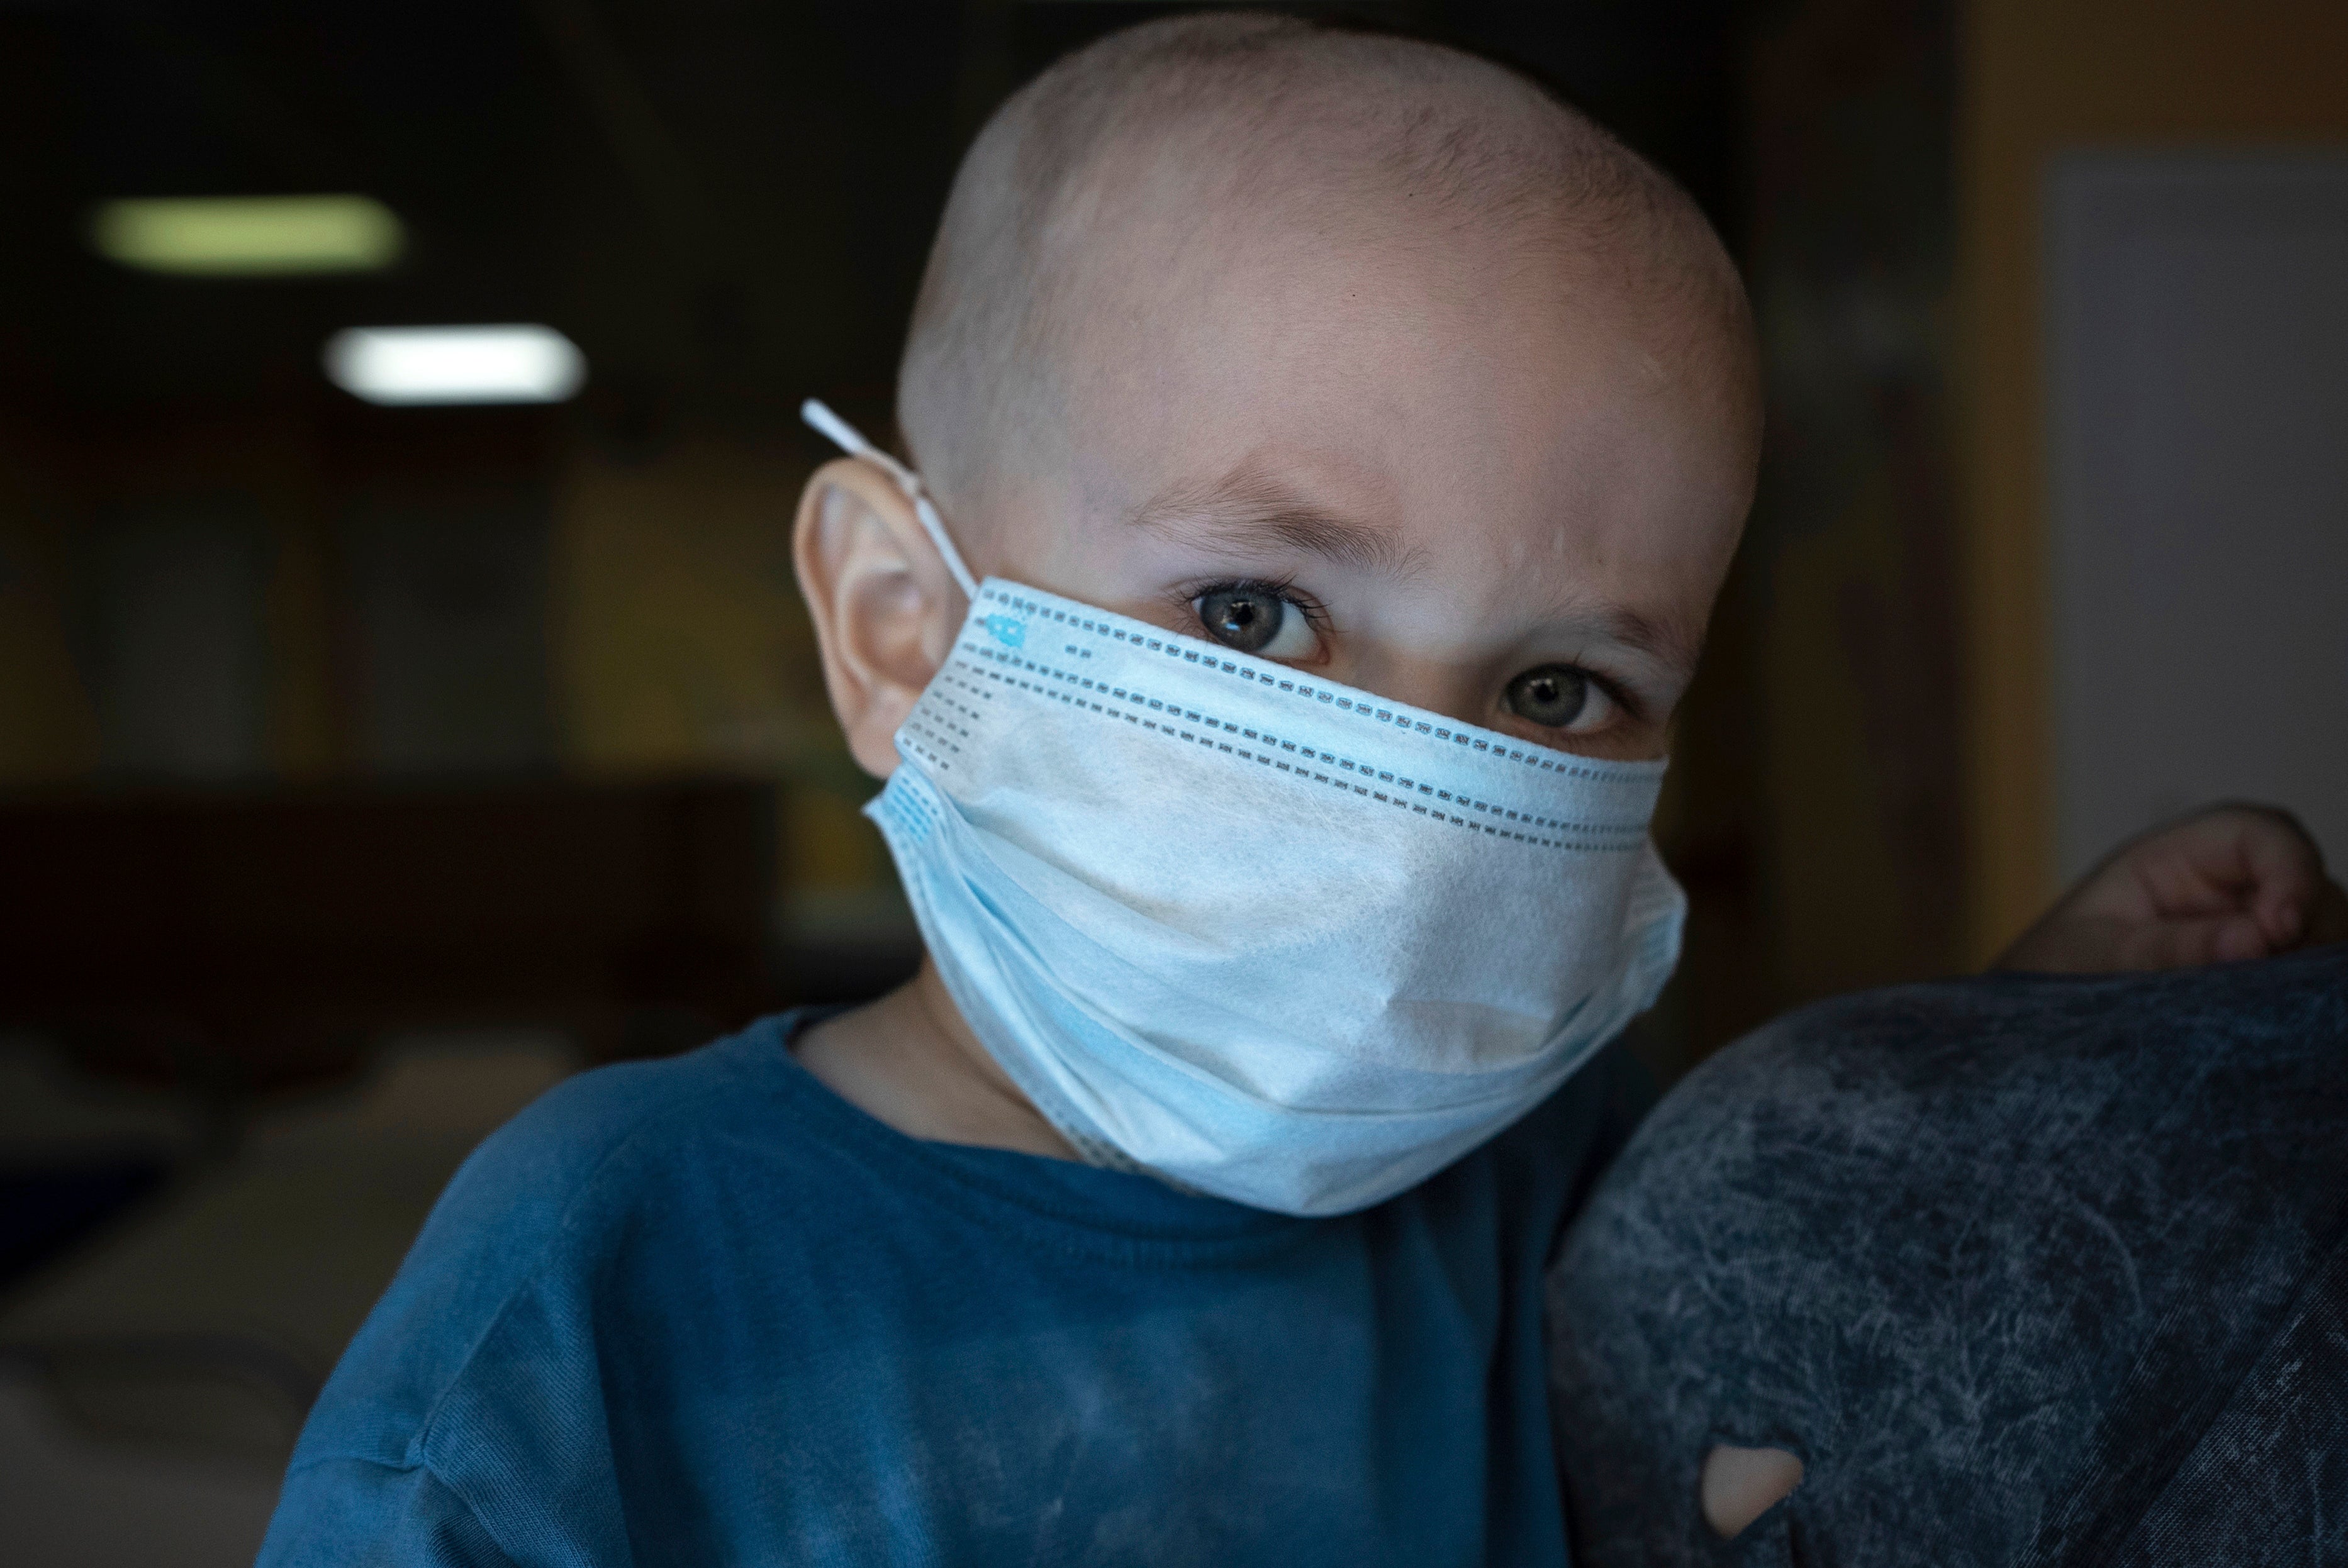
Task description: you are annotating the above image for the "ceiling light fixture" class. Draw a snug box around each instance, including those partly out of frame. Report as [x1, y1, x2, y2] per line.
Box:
[91, 195, 404, 276]
[323, 325, 588, 406]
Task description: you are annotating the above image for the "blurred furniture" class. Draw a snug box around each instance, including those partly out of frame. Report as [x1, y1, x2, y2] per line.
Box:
[0, 1033, 578, 1568]
[0, 779, 782, 1094]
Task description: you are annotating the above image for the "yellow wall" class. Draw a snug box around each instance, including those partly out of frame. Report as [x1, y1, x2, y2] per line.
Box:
[547, 436, 890, 901]
[1958, 0, 2348, 960]
[550, 438, 818, 777]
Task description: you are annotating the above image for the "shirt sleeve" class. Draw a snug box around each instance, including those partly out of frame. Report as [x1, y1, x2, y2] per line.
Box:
[259, 1456, 520, 1568]
[261, 1060, 679, 1568]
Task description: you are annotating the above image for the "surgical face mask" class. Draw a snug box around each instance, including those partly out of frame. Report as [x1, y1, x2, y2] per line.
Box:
[803, 400, 1686, 1216]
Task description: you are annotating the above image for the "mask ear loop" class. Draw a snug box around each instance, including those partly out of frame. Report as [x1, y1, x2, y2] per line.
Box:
[800, 399, 980, 602]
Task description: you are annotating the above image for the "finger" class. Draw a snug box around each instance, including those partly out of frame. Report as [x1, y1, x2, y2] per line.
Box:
[2231, 808, 2330, 947]
[2115, 911, 2275, 972]
[2135, 806, 2325, 942]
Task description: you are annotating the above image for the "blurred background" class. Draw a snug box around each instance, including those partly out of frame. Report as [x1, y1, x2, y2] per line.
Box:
[0, 2, 2340, 1562]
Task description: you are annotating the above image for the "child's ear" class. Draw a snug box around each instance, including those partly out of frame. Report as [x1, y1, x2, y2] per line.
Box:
[793, 457, 964, 779]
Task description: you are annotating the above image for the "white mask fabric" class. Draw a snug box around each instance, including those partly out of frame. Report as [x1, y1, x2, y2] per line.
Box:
[803, 401, 1687, 1216]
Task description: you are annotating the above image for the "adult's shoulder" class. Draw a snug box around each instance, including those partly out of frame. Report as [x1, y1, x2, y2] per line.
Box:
[1657, 938, 2348, 1116]
[1546, 946, 2348, 1565]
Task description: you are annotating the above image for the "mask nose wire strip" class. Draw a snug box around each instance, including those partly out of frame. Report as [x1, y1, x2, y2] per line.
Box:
[801, 398, 981, 601]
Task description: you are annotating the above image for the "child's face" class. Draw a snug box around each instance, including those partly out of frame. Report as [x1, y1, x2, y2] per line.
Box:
[948, 204, 1758, 765]
[791, 149, 1759, 1194]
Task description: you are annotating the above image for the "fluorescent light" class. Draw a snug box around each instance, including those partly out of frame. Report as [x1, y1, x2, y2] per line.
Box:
[323, 325, 587, 406]
[91, 195, 403, 275]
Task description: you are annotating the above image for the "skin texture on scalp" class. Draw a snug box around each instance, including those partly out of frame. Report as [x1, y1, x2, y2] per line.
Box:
[898, 13, 1757, 544]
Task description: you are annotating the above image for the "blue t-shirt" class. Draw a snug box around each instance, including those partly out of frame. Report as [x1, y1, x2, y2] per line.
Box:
[259, 1011, 1640, 1567]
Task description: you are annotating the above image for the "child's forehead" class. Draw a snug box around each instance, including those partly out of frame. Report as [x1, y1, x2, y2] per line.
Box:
[898, 22, 1757, 575]
[988, 197, 1755, 682]
[1053, 199, 1750, 525]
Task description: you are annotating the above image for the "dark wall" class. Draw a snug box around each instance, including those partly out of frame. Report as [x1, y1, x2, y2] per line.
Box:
[0, 1, 1965, 1086]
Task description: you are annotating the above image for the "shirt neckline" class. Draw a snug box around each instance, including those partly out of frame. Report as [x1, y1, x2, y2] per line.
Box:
[730, 1009, 1318, 1267]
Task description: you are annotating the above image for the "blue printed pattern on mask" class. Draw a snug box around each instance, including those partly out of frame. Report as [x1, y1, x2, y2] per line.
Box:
[895, 670, 992, 777]
[973, 588, 1641, 782]
[924, 586, 1653, 854]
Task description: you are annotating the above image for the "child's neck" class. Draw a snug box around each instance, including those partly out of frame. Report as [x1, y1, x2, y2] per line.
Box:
[793, 959, 1080, 1161]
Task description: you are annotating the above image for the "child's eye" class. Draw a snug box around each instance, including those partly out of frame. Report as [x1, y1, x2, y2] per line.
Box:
[1192, 584, 1323, 660]
[1502, 664, 1619, 733]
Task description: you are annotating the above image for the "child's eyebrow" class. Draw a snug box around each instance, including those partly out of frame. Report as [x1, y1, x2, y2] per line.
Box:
[1132, 461, 1700, 682]
[1126, 464, 1422, 577]
[1545, 600, 1704, 686]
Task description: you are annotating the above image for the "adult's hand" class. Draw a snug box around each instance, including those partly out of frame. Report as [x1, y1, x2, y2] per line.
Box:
[1996, 803, 2348, 973]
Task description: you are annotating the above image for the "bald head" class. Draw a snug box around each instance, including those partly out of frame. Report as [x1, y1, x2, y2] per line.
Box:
[897, 13, 1750, 524]
[806, 13, 1760, 787]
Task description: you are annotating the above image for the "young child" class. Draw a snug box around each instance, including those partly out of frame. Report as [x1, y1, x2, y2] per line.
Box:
[258, 16, 2345, 1566]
